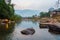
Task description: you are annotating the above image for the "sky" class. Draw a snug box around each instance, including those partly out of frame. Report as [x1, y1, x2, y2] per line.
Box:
[11, 0, 58, 11]
[11, 0, 59, 17]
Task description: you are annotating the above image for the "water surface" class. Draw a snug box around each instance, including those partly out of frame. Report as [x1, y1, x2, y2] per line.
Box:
[0, 20, 60, 40]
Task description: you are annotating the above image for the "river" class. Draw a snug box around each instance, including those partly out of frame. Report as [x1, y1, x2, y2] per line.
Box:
[0, 20, 60, 40]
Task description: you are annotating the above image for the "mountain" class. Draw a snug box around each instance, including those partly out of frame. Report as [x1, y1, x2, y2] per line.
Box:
[15, 9, 40, 17]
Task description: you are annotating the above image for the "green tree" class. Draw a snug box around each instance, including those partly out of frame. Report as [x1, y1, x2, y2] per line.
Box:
[0, 0, 14, 19]
[40, 12, 50, 18]
[0, 0, 22, 21]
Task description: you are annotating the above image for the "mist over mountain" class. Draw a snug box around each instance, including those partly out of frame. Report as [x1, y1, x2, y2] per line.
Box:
[15, 9, 40, 17]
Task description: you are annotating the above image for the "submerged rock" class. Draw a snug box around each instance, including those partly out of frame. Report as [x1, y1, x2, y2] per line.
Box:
[21, 28, 35, 35]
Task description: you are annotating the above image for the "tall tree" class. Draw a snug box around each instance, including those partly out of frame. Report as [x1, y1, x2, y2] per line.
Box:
[0, 0, 14, 19]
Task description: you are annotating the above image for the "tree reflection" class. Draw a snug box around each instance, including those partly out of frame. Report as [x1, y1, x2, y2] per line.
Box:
[0, 23, 15, 35]
[0, 23, 15, 40]
[39, 23, 48, 29]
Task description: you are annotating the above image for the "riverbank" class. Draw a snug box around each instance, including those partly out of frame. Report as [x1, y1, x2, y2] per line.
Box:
[0, 19, 15, 23]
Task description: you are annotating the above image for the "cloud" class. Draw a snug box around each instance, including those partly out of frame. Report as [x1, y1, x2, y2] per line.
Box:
[11, 0, 57, 11]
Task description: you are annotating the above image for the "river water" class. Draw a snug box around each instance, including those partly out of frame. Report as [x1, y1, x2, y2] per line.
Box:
[0, 20, 60, 40]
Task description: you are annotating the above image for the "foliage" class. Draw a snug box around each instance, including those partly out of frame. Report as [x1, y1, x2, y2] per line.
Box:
[40, 12, 50, 18]
[0, 0, 12, 19]
[0, 0, 22, 21]
[10, 14, 22, 21]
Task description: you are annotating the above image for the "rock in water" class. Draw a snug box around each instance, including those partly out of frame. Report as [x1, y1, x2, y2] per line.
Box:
[21, 28, 35, 35]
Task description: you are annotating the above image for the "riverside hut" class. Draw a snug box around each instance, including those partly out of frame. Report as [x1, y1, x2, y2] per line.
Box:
[50, 9, 60, 17]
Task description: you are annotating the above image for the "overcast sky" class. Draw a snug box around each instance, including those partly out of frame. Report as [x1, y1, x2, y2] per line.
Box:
[11, 0, 57, 11]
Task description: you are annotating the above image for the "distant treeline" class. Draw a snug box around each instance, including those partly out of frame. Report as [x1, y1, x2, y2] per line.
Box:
[30, 12, 50, 19]
[40, 12, 50, 18]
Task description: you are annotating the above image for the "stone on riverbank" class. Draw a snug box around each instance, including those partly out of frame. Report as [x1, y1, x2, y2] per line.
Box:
[48, 24, 60, 32]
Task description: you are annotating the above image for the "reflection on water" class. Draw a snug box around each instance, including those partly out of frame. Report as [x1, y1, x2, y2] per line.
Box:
[39, 23, 48, 29]
[0, 23, 15, 40]
[0, 20, 60, 40]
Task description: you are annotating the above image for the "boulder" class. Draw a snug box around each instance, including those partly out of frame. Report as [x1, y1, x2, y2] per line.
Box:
[48, 24, 60, 32]
[21, 28, 35, 35]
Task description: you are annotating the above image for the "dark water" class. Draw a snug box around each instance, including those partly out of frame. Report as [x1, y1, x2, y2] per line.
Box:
[0, 20, 60, 40]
